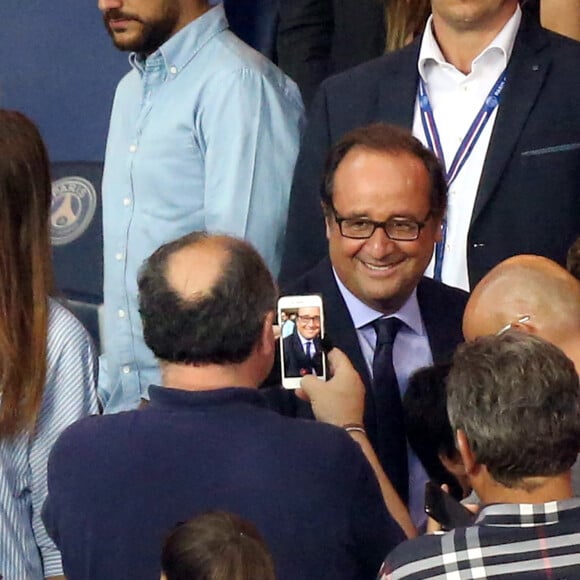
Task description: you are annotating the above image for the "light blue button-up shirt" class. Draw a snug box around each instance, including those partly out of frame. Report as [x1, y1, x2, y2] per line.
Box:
[100, 4, 304, 413]
[334, 272, 431, 528]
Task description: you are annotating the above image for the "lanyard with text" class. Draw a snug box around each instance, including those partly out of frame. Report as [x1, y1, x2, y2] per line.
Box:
[418, 70, 507, 281]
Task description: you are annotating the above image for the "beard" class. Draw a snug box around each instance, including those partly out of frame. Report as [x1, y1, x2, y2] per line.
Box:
[103, 5, 180, 54]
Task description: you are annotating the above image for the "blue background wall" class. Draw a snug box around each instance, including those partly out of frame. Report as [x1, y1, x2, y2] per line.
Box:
[0, 0, 129, 162]
[0, 1, 277, 163]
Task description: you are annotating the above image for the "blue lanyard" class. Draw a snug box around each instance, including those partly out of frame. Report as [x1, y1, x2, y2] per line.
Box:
[418, 71, 507, 281]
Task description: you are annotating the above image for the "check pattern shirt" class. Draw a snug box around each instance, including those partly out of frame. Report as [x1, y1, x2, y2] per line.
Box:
[379, 498, 580, 579]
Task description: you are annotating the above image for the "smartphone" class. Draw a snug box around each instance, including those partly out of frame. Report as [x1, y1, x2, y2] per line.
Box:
[424, 481, 476, 531]
[277, 295, 326, 389]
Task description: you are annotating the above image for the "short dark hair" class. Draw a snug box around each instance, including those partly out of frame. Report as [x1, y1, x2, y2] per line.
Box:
[403, 363, 463, 500]
[138, 232, 277, 366]
[320, 123, 447, 218]
[447, 332, 580, 489]
[161, 511, 276, 580]
[567, 236, 580, 280]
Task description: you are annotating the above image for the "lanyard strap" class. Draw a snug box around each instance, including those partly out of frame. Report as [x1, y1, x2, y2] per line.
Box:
[418, 71, 507, 280]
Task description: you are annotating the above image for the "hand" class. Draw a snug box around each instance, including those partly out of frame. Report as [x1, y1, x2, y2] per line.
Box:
[297, 348, 365, 426]
[272, 324, 281, 340]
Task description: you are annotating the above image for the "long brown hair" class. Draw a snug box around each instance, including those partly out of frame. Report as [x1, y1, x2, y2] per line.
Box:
[385, 0, 431, 53]
[0, 110, 53, 437]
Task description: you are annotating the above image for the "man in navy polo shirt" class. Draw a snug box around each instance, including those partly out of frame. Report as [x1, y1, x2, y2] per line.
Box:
[43, 231, 404, 580]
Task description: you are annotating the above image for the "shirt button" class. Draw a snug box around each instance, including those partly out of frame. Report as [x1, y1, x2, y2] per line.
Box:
[122, 365, 131, 374]
[118, 309, 126, 318]
[169, 65, 177, 74]
[129, 144, 137, 153]
[115, 252, 124, 261]
[123, 198, 131, 206]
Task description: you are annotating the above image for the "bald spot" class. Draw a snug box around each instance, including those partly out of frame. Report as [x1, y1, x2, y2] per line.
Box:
[165, 236, 229, 301]
[463, 255, 580, 345]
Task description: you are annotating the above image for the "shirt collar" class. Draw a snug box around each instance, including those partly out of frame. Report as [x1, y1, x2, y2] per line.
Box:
[296, 332, 312, 348]
[333, 268, 425, 336]
[147, 384, 266, 411]
[418, 4, 522, 80]
[476, 497, 580, 528]
[129, 3, 228, 77]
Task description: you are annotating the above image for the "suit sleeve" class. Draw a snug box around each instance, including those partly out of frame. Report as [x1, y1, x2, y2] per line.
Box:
[279, 83, 333, 283]
[277, 0, 334, 106]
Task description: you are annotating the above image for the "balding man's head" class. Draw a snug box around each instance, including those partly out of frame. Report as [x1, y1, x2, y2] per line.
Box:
[138, 232, 277, 367]
[463, 255, 580, 370]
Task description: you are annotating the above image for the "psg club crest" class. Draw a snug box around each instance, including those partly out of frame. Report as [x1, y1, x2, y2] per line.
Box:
[50, 176, 97, 246]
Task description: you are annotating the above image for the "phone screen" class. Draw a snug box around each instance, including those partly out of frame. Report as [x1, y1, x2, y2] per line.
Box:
[424, 481, 476, 531]
[278, 295, 326, 389]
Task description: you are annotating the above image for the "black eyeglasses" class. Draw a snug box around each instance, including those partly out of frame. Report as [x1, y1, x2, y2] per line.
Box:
[330, 205, 433, 241]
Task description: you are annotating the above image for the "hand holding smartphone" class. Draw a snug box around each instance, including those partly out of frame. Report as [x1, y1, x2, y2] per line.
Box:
[424, 481, 476, 531]
[278, 295, 326, 389]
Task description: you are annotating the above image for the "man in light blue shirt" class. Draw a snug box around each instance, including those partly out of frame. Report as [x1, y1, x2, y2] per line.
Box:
[97, 0, 304, 412]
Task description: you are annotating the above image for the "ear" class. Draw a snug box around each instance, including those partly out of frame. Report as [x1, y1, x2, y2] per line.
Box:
[456, 429, 477, 476]
[511, 320, 538, 335]
[321, 202, 333, 240]
[433, 215, 444, 243]
[439, 450, 467, 480]
[259, 311, 276, 357]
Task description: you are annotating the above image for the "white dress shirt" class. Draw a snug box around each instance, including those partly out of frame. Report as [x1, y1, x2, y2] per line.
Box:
[413, 6, 522, 290]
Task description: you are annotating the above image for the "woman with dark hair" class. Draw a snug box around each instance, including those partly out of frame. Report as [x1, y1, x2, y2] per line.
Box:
[0, 110, 99, 579]
[161, 511, 276, 580]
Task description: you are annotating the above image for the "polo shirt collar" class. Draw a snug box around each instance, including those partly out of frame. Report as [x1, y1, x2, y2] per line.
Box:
[476, 497, 580, 527]
[147, 384, 266, 411]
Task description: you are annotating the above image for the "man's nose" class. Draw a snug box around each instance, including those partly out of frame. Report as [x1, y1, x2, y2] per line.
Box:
[365, 226, 396, 256]
[98, 0, 123, 12]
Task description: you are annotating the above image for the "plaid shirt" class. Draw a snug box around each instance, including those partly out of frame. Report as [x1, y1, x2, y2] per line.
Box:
[379, 497, 580, 579]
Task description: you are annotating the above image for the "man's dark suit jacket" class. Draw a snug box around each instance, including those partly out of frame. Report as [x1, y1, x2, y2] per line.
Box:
[280, 12, 580, 287]
[266, 258, 468, 490]
[283, 331, 323, 377]
[277, 0, 386, 105]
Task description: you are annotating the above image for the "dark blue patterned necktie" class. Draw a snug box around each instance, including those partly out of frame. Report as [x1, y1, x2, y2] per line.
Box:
[372, 317, 409, 504]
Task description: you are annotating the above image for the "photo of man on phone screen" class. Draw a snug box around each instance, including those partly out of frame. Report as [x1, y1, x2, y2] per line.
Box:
[282, 307, 323, 377]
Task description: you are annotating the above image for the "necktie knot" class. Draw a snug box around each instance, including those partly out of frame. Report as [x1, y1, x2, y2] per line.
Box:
[373, 317, 402, 348]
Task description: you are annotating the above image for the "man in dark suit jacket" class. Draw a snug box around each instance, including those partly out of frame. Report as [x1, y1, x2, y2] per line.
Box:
[43, 232, 404, 580]
[268, 124, 468, 528]
[277, 0, 386, 105]
[282, 306, 324, 377]
[280, 0, 580, 289]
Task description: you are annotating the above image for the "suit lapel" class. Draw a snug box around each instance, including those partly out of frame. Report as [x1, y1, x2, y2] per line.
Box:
[472, 16, 550, 222]
[376, 41, 420, 127]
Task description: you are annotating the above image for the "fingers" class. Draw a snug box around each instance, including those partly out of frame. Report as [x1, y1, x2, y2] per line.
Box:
[325, 347, 349, 376]
[299, 374, 323, 400]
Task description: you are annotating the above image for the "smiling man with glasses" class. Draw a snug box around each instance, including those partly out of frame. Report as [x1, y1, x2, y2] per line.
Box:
[283, 306, 324, 377]
[272, 123, 468, 528]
